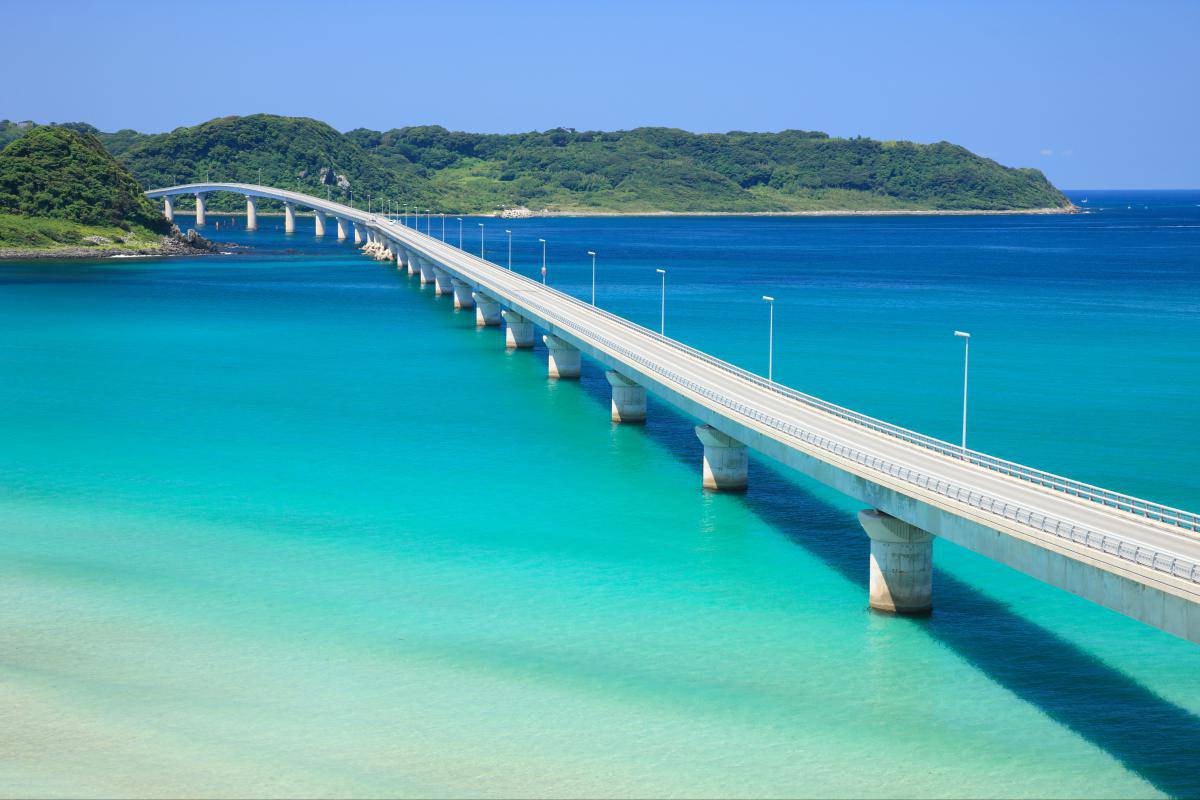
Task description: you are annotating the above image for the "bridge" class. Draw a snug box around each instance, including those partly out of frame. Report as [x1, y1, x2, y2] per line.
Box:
[146, 182, 1200, 644]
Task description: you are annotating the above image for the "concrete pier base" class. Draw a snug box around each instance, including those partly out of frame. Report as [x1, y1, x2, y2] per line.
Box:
[419, 257, 436, 285]
[163, 196, 174, 222]
[695, 425, 748, 492]
[543, 335, 581, 379]
[473, 292, 502, 326]
[284, 202, 296, 234]
[245, 196, 258, 231]
[194, 193, 206, 226]
[452, 279, 475, 309]
[858, 509, 934, 615]
[314, 210, 327, 237]
[353, 222, 364, 245]
[406, 250, 420, 277]
[606, 371, 647, 423]
[433, 268, 454, 296]
[336, 217, 349, 241]
[502, 310, 535, 348]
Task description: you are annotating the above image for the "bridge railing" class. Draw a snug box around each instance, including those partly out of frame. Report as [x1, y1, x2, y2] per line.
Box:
[395, 225, 1200, 537]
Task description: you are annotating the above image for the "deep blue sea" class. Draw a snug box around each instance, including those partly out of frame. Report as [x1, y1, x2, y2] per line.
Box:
[2, 190, 1198, 797]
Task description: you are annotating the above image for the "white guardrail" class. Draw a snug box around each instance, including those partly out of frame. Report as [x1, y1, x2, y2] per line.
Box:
[147, 188, 1200, 585]
[382, 222, 1200, 586]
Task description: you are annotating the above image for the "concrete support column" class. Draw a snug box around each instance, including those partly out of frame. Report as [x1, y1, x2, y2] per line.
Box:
[452, 279, 475, 309]
[694, 425, 748, 492]
[163, 196, 174, 222]
[354, 222, 365, 245]
[433, 267, 454, 296]
[395, 247, 406, 271]
[314, 210, 327, 237]
[606, 371, 647, 423]
[245, 196, 258, 231]
[336, 217, 349, 240]
[194, 193, 206, 226]
[473, 292, 502, 327]
[858, 509, 934, 615]
[407, 250, 421, 277]
[418, 256, 436, 285]
[284, 203, 296, 234]
[502, 310, 535, 349]
[543, 334, 581, 379]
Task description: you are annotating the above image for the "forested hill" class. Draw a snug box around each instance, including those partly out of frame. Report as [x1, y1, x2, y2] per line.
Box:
[0, 126, 170, 232]
[0, 115, 1071, 214]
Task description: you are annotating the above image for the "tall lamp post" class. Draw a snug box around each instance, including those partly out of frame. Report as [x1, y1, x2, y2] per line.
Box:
[656, 268, 667, 335]
[456, 218, 463, 249]
[538, 238, 547, 283]
[478, 222, 485, 259]
[505, 230, 512, 270]
[954, 330, 971, 454]
[441, 214, 445, 241]
[587, 251, 597, 305]
[763, 295, 775, 384]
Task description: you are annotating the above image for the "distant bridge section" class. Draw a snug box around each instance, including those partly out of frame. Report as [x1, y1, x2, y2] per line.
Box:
[147, 182, 1200, 644]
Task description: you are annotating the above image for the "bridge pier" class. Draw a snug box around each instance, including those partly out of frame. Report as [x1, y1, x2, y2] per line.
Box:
[163, 196, 174, 222]
[543, 335, 581, 379]
[452, 279, 475, 309]
[695, 425, 748, 492]
[354, 222, 365, 245]
[194, 193, 206, 226]
[473, 292, 502, 326]
[245, 196, 258, 231]
[395, 246, 407, 271]
[502, 310, 535, 348]
[858, 509, 934, 615]
[606, 371, 647, 423]
[408, 250, 421, 277]
[433, 267, 454, 296]
[284, 203, 296, 234]
[335, 217, 349, 240]
[313, 210, 326, 237]
[418, 256, 436, 285]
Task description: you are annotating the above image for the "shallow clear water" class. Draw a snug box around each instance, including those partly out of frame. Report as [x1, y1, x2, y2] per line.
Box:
[2, 191, 1199, 797]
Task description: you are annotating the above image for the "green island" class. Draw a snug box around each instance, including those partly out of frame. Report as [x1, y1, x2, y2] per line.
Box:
[0, 126, 209, 257]
[0, 115, 1071, 218]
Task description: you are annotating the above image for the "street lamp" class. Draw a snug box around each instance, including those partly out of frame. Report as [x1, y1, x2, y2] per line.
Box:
[425, 210, 430, 235]
[538, 238, 547, 283]
[763, 295, 775, 384]
[456, 217, 463, 249]
[478, 222, 485, 259]
[505, 230, 512, 270]
[954, 330, 971, 453]
[587, 251, 597, 305]
[656, 268, 667, 335]
[441, 214, 445, 241]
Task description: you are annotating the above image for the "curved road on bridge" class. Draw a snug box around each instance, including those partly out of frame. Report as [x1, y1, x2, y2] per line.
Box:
[147, 182, 1200, 642]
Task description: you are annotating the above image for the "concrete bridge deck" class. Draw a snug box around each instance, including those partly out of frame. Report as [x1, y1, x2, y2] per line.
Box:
[147, 182, 1200, 643]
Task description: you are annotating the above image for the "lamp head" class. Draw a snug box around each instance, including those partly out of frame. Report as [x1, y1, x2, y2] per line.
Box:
[656, 268, 666, 274]
[762, 295, 774, 302]
[954, 330, 971, 338]
[587, 250, 596, 256]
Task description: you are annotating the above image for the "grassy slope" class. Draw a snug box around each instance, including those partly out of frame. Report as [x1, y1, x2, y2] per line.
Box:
[0, 212, 164, 252]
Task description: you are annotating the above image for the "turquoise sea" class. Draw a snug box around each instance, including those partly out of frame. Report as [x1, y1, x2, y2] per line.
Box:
[2, 191, 1199, 798]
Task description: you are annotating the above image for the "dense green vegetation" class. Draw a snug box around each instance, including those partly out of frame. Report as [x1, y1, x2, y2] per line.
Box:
[0, 115, 1070, 214]
[0, 126, 171, 232]
[0, 125, 173, 252]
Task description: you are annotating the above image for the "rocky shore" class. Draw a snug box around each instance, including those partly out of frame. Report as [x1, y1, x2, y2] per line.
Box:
[0, 226, 218, 260]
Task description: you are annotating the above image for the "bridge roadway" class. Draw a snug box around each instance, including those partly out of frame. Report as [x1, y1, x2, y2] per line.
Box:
[147, 183, 1200, 643]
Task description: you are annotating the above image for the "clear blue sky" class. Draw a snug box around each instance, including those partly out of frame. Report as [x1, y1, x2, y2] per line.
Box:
[5, 0, 1197, 188]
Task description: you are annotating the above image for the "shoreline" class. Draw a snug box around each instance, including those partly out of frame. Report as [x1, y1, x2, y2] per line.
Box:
[0, 233, 217, 261]
[167, 205, 1079, 219]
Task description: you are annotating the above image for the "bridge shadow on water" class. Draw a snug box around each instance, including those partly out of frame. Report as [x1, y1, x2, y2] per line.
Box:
[565, 363, 1200, 798]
